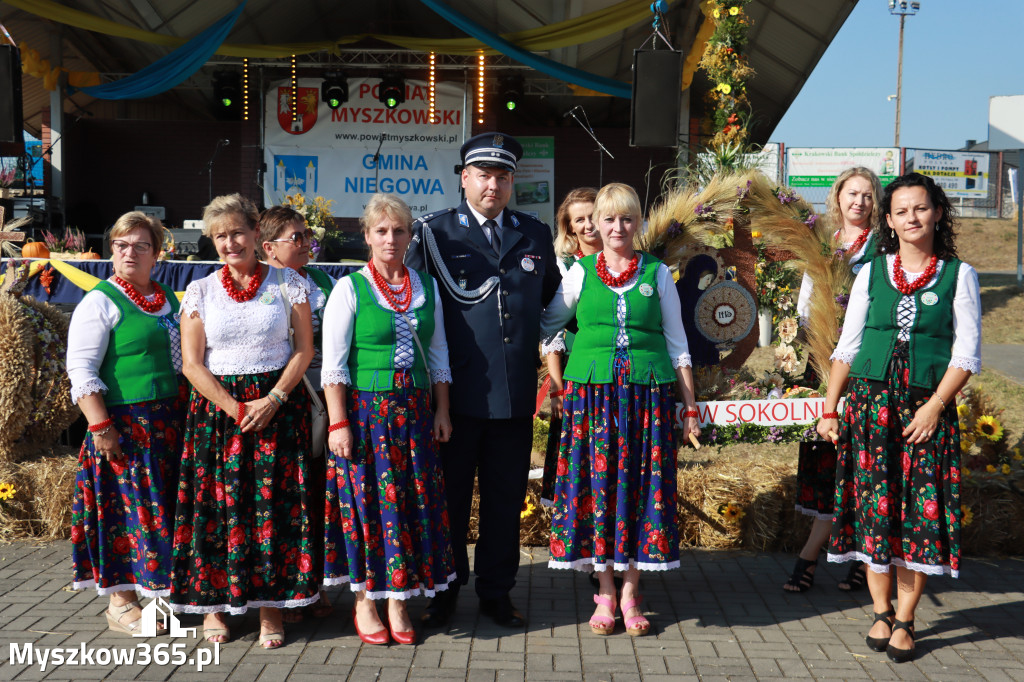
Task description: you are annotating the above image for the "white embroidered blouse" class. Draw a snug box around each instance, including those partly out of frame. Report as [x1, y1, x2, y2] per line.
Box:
[831, 255, 982, 374]
[180, 267, 309, 375]
[67, 278, 181, 403]
[320, 267, 452, 388]
[539, 257, 692, 368]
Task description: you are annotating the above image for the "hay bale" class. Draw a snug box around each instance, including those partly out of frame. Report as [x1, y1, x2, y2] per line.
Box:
[0, 292, 79, 464]
[0, 446, 78, 542]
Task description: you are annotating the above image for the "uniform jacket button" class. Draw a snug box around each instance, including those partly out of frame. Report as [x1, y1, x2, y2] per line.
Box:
[500, 268, 506, 274]
[504, 337, 511, 343]
[502, 290, 509, 296]
[503, 313, 511, 319]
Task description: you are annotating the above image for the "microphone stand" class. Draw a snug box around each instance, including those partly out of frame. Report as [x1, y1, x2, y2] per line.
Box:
[566, 107, 614, 186]
[201, 139, 228, 204]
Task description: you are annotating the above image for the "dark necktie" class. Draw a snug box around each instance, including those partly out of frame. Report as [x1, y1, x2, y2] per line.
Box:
[485, 219, 501, 256]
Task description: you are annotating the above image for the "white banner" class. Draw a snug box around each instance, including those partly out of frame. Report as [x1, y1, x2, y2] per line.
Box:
[264, 77, 465, 217]
[909, 149, 990, 198]
[786, 147, 899, 188]
[674, 398, 836, 428]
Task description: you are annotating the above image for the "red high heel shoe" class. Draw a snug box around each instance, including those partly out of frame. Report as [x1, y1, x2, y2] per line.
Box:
[352, 608, 389, 645]
[389, 623, 417, 645]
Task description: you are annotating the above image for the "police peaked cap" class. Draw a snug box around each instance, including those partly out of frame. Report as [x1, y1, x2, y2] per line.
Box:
[460, 132, 523, 173]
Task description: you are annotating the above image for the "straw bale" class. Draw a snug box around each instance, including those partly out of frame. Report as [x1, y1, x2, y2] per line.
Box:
[0, 446, 77, 542]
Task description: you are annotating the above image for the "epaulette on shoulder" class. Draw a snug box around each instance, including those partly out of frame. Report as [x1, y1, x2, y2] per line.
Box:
[415, 207, 456, 225]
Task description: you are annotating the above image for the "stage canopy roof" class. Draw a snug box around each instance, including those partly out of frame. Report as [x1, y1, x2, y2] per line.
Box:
[0, 0, 858, 143]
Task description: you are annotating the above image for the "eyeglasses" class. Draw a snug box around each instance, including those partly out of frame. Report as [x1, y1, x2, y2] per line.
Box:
[270, 230, 314, 247]
[111, 240, 153, 254]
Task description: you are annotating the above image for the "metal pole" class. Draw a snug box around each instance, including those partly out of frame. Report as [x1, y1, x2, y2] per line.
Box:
[895, 14, 905, 148]
[1017, 149, 1023, 287]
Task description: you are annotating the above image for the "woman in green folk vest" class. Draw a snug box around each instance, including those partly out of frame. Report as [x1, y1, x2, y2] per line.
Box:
[542, 187, 600, 506]
[67, 211, 186, 635]
[540, 183, 701, 637]
[785, 167, 883, 594]
[817, 173, 981, 663]
[171, 194, 317, 649]
[259, 205, 336, 624]
[321, 193, 455, 646]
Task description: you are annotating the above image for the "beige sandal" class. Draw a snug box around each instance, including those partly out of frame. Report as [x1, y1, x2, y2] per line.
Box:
[259, 631, 285, 649]
[105, 601, 143, 635]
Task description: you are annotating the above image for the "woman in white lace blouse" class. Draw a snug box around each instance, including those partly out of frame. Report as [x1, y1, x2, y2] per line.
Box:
[66, 211, 185, 635]
[321, 193, 455, 646]
[169, 194, 317, 650]
[816, 173, 981, 663]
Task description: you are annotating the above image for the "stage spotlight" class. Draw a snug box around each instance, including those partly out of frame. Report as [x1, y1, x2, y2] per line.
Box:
[378, 73, 405, 110]
[499, 74, 524, 112]
[321, 72, 348, 110]
[212, 70, 240, 119]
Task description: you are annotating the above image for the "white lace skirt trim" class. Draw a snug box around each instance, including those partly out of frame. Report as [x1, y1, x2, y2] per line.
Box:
[71, 379, 108, 404]
[830, 350, 857, 364]
[169, 593, 321, 615]
[793, 505, 833, 521]
[71, 580, 169, 599]
[949, 355, 981, 374]
[321, 369, 351, 389]
[548, 558, 680, 572]
[329, 573, 459, 600]
[430, 368, 453, 384]
[673, 354, 692, 369]
[827, 551, 958, 579]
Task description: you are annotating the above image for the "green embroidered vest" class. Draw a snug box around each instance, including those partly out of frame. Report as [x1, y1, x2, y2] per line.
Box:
[564, 253, 676, 385]
[849, 256, 960, 390]
[94, 280, 181, 406]
[305, 266, 334, 350]
[348, 271, 435, 391]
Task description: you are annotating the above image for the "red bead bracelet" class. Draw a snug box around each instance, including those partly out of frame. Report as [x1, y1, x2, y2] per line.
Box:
[328, 420, 350, 433]
[821, 411, 839, 419]
[88, 418, 113, 432]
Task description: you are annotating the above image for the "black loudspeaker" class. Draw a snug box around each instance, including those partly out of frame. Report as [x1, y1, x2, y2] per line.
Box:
[0, 44, 24, 149]
[630, 49, 682, 148]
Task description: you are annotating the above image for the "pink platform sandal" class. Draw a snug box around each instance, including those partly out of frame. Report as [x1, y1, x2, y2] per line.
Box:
[621, 596, 649, 636]
[589, 594, 616, 635]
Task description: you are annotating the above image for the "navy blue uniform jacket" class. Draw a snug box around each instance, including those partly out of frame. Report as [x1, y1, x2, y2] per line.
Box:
[406, 200, 560, 419]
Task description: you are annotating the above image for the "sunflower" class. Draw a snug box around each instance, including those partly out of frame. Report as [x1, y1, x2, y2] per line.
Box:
[961, 505, 974, 527]
[520, 498, 536, 520]
[729, 6, 740, 15]
[960, 436, 975, 454]
[0, 482, 16, 500]
[717, 502, 745, 524]
[956, 403, 970, 420]
[975, 415, 1004, 442]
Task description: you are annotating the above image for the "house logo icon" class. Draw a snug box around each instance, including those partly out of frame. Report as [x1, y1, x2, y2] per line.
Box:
[134, 597, 197, 638]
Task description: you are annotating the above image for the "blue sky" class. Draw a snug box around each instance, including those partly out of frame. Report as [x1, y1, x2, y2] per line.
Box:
[770, 0, 1024, 151]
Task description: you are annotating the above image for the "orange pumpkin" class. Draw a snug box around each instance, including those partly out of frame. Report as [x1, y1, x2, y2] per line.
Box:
[77, 250, 101, 260]
[21, 241, 50, 259]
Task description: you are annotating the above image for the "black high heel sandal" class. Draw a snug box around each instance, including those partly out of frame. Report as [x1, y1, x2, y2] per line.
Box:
[886, 619, 915, 663]
[783, 556, 817, 592]
[865, 608, 895, 652]
[838, 563, 867, 591]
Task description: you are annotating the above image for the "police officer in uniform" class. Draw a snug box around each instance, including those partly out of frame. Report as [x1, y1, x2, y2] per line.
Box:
[406, 133, 560, 627]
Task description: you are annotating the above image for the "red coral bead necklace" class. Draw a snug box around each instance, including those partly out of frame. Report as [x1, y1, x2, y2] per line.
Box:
[892, 253, 938, 295]
[220, 264, 264, 302]
[841, 227, 871, 258]
[369, 260, 412, 312]
[596, 252, 639, 288]
[114, 275, 166, 313]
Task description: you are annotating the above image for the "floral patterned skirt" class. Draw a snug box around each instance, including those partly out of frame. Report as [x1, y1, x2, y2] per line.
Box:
[827, 343, 962, 577]
[169, 371, 320, 614]
[71, 384, 187, 597]
[549, 351, 679, 572]
[323, 371, 456, 600]
[794, 440, 837, 520]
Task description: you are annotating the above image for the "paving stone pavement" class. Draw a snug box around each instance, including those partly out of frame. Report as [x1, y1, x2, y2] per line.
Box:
[0, 542, 1022, 681]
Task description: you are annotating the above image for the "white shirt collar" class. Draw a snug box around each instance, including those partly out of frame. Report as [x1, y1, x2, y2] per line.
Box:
[466, 203, 504, 230]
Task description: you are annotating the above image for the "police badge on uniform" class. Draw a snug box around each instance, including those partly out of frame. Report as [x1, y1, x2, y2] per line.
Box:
[520, 257, 534, 272]
[458, 213, 469, 227]
[493, 134, 504, 148]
